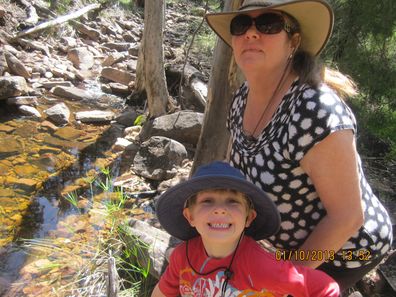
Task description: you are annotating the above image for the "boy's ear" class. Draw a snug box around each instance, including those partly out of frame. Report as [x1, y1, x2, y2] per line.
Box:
[245, 209, 257, 227]
[183, 208, 195, 227]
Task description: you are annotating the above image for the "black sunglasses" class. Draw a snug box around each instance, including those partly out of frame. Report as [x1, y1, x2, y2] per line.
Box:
[230, 13, 294, 36]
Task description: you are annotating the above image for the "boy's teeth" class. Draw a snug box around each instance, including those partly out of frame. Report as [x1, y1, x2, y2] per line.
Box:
[211, 223, 229, 228]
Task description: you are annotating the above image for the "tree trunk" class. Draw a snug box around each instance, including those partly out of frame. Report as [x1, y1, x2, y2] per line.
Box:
[135, 0, 145, 8]
[136, 0, 169, 117]
[49, 0, 57, 11]
[191, 0, 244, 174]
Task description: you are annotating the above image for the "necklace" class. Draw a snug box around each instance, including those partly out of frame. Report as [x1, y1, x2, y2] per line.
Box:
[185, 233, 244, 297]
[243, 58, 293, 140]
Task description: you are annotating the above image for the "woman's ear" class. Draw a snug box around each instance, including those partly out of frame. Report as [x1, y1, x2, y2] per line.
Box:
[290, 33, 301, 51]
[183, 208, 195, 227]
[245, 209, 257, 227]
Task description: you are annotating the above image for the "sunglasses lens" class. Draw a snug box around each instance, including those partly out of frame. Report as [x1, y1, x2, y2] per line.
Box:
[230, 14, 252, 36]
[230, 13, 287, 36]
[256, 13, 285, 34]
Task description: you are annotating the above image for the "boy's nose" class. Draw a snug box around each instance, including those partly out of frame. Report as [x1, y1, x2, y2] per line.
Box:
[213, 205, 227, 214]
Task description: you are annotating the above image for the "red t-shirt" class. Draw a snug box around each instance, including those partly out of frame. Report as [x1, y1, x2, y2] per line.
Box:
[158, 236, 339, 297]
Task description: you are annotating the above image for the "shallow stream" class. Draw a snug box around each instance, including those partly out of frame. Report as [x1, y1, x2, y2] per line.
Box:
[0, 90, 126, 293]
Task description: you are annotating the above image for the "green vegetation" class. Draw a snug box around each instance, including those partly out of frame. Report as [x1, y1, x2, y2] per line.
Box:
[325, 0, 396, 160]
[63, 191, 81, 212]
[58, 168, 156, 295]
[134, 114, 147, 126]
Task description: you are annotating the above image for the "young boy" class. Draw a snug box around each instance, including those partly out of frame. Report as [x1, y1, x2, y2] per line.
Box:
[152, 161, 339, 297]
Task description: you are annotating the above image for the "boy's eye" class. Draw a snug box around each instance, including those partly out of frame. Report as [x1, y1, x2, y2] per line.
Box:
[227, 198, 241, 204]
[199, 197, 213, 204]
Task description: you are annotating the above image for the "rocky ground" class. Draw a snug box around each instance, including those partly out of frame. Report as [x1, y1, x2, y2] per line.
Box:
[0, 0, 395, 296]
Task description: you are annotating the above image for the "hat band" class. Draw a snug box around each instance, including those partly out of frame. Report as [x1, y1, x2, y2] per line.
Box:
[239, 1, 272, 11]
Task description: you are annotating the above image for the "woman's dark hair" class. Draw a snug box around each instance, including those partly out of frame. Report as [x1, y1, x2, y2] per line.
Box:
[292, 50, 322, 88]
[283, 11, 358, 98]
[291, 50, 358, 98]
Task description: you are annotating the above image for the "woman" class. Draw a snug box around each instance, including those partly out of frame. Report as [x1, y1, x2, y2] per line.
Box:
[205, 0, 393, 294]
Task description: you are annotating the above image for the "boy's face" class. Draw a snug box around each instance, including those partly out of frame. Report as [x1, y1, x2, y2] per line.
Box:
[183, 190, 257, 245]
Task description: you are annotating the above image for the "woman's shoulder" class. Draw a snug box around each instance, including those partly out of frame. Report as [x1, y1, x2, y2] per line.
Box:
[294, 82, 346, 105]
[290, 82, 354, 117]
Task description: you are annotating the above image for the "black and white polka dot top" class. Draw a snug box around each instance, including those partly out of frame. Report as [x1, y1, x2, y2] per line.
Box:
[227, 80, 393, 269]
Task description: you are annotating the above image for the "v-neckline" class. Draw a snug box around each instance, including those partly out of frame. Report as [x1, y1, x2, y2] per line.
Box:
[240, 78, 299, 142]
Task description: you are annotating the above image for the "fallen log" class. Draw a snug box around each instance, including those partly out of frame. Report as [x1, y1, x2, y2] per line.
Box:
[14, 3, 101, 39]
[125, 218, 182, 279]
[32, 3, 103, 42]
[107, 250, 119, 297]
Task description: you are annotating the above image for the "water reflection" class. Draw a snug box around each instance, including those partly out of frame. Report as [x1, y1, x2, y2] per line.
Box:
[0, 95, 125, 291]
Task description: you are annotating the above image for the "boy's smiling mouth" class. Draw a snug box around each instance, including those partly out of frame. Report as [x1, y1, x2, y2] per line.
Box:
[208, 223, 232, 229]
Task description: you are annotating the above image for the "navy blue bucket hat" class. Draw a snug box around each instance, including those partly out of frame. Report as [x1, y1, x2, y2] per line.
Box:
[156, 161, 280, 241]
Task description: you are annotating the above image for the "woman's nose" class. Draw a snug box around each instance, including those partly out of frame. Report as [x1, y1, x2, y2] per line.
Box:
[244, 22, 259, 39]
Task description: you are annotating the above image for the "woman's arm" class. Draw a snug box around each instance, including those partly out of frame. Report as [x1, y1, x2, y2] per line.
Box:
[296, 129, 364, 268]
[151, 284, 166, 297]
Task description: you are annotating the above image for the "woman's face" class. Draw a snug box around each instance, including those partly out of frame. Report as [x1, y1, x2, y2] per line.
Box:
[231, 11, 298, 75]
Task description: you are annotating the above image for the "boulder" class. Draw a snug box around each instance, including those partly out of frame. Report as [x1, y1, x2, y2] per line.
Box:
[18, 105, 41, 118]
[0, 76, 29, 100]
[4, 51, 30, 78]
[102, 52, 126, 67]
[44, 103, 71, 125]
[6, 96, 38, 106]
[51, 86, 93, 101]
[74, 110, 115, 123]
[132, 136, 187, 181]
[115, 109, 138, 127]
[101, 67, 135, 85]
[141, 111, 204, 145]
[67, 47, 94, 70]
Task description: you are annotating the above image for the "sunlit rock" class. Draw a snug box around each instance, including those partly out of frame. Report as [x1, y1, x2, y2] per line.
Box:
[132, 136, 187, 181]
[67, 47, 94, 70]
[51, 86, 93, 101]
[14, 164, 40, 178]
[6, 96, 38, 106]
[140, 111, 203, 145]
[102, 52, 126, 67]
[101, 67, 135, 85]
[0, 124, 15, 133]
[74, 110, 115, 123]
[54, 126, 82, 140]
[0, 136, 23, 157]
[4, 51, 31, 79]
[18, 105, 41, 118]
[11, 178, 39, 193]
[44, 103, 71, 126]
[0, 76, 29, 100]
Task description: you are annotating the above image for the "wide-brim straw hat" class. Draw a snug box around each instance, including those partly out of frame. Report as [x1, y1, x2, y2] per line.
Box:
[206, 0, 334, 56]
[156, 161, 280, 241]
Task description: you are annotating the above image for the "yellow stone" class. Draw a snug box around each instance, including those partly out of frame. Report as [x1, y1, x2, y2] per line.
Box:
[14, 164, 40, 178]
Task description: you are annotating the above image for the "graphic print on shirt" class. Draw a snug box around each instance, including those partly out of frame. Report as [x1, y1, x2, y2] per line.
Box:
[178, 267, 276, 297]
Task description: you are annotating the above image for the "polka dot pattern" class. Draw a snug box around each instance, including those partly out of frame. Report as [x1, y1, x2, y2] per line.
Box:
[227, 80, 393, 269]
